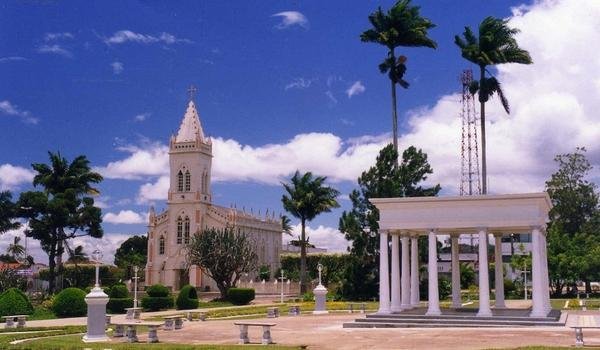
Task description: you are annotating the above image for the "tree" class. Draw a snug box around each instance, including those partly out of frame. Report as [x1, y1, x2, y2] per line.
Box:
[0, 191, 20, 234]
[361, 0, 436, 157]
[545, 148, 599, 294]
[186, 227, 257, 299]
[114, 235, 148, 279]
[6, 236, 25, 261]
[281, 171, 340, 293]
[281, 215, 293, 236]
[455, 16, 532, 193]
[18, 152, 103, 293]
[66, 245, 89, 264]
[339, 144, 441, 299]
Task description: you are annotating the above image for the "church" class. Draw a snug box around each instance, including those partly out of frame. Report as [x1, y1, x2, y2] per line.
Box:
[145, 92, 282, 291]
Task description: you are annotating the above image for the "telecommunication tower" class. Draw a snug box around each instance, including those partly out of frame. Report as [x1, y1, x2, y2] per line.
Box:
[459, 69, 481, 196]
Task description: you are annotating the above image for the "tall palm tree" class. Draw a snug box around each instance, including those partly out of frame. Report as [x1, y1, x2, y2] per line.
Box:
[281, 171, 340, 293]
[7, 236, 25, 260]
[455, 16, 532, 194]
[361, 0, 437, 158]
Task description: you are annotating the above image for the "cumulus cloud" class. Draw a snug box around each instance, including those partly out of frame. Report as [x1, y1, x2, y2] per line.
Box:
[0, 100, 38, 124]
[103, 30, 192, 45]
[284, 223, 349, 252]
[346, 81, 365, 98]
[95, 142, 169, 180]
[37, 44, 72, 58]
[138, 176, 170, 203]
[133, 113, 149, 122]
[272, 11, 309, 29]
[111, 61, 124, 74]
[44, 32, 74, 41]
[0, 164, 35, 190]
[103, 210, 148, 225]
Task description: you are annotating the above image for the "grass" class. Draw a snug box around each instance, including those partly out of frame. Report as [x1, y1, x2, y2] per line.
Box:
[28, 307, 57, 321]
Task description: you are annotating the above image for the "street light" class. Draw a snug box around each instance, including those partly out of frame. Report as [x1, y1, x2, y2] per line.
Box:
[91, 249, 102, 289]
[280, 269, 285, 304]
[133, 266, 140, 308]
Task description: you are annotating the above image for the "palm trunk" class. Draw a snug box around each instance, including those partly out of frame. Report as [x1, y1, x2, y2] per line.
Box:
[390, 51, 399, 165]
[300, 218, 307, 294]
[479, 65, 487, 194]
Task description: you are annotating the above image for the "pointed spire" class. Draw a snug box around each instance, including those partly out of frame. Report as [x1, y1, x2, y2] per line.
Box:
[175, 86, 205, 143]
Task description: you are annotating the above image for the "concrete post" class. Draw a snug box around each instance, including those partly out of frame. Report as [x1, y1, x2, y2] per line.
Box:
[451, 234, 461, 308]
[477, 229, 492, 317]
[426, 230, 441, 316]
[530, 226, 546, 317]
[401, 235, 411, 309]
[494, 234, 506, 308]
[378, 231, 391, 314]
[541, 232, 552, 314]
[391, 234, 402, 312]
[410, 236, 420, 307]
[82, 287, 109, 342]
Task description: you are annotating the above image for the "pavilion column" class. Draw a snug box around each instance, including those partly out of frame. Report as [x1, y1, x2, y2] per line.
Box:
[426, 230, 441, 316]
[378, 230, 391, 314]
[451, 233, 461, 308]
[477, 228, 492, 317]
[410, 235, 420, 307]
[530, 226, 546, 317]
[541, 230, 552, 314]
[391, 234, 402, 313]
[401, 234, 411, 309]
[494, 233, 506, 308]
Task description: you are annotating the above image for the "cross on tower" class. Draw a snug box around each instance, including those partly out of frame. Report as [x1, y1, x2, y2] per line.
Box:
[187, 85, 197, 101]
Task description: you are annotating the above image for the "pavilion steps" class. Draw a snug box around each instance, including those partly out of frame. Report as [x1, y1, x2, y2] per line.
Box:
[343, 309, 565, 328]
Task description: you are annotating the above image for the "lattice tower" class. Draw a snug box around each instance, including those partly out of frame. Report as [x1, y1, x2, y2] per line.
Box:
[459, 69, 481, 196]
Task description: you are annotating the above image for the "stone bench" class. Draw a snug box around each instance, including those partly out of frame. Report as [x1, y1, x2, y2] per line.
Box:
[184, 310, 207, 321]
[163, 315, 184, 330]
[348, 302, 366, 313]
[267, 307, 279, 318]
[125, 307, 142, 320]
[288, 304, 300, 316]
[112, 321, 163, 343]
[571, 316, 600, 347]
[234, 322, 276, 345]
[2, 315, 27, 328]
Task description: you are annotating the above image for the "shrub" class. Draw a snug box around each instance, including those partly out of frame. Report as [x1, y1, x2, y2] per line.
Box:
[302, 291, 314, 302]
[107, 298, 134, 313]
[0, 269, 28, 293]
[141, 296, 173, 311]
[419, 276, 452, 301]
[176, 285, 199, 310]
[109, 285, 129, 298]
[146, 284, 170, 297]
[52, 288, 87, 317]
[227, 288, 255, 305]
[0, 288, 34, 317]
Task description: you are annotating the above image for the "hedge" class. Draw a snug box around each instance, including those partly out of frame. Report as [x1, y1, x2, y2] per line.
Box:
[107, 298, 134, 313]
[280, 253, 352, 285]
[109, 284, 129, 298]
[176, 284, 199, 310]
[52, 288, 87, 317]
[227, 288, 255, 305]
[141, 296, 173, 311]
[146, 284, 170, 297]
[0, 288, 33, 317]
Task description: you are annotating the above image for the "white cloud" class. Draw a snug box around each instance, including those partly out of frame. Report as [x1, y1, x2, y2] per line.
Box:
[0, 56, 28, 63]
[103, 30, 192, 45]
[133, 113, 149, 122]
[0, 100, 39, 124]
[284, 78, 313, 90]
[111, 61, 124, 74]
[325, 91, 338, 105]
[37, 44, 72, 58]
[44, 32, 74, 41]
[0, 164, 34, 190]
[103, 210, 148, 225]
[284, 223, 349, 252]
[138, 176, 170, 203]
[346, 81, 365, 98]
[95, 142, 169, 180]
[271, 11, 309, 29]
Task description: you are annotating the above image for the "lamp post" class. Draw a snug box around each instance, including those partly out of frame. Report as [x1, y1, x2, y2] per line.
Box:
[83, 248, 109, 343]
[280, 269, 285, 304]
[133, 266, 139, 308]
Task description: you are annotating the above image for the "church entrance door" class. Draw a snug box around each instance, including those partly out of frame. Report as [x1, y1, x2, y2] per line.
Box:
[177, 269, 189, 290]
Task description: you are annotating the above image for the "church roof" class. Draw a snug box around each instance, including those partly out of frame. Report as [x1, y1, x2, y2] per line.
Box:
[175, 100, 205, 142]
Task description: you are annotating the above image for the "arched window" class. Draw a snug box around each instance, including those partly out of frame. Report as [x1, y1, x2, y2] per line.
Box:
[185, 171, 191, 192]
[177, 170, 184, 192]
[159, 236, 165, 255]
[176, 216, 183, 244]
[184, 216, 190, 244]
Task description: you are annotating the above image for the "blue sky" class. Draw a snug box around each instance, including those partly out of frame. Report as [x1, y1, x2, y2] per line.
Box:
[2, 0, 600, 263]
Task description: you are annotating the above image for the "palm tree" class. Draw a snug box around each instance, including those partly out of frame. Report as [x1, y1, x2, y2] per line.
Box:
[281, 171, 340, 293]
[361, 0, 437, 158]
[7, 236, 25, 260]
[281, 215, 293, 236]
[67, 245, 89, 263]
[455, 16, 532, 194]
